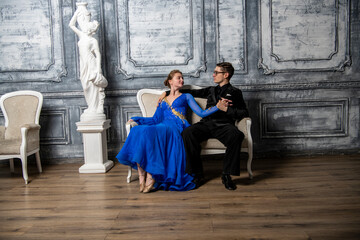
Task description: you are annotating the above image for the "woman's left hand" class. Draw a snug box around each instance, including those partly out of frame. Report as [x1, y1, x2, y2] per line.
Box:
[216, 98, 229, 112]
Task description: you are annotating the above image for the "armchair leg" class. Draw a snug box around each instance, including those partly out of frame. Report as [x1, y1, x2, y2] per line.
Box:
[20, 155, 29, 184]
[247, 152, 253, 179]
[35, 151, 42, 173]
[127, 166, 132, 183]
[9, 158, 14, 173]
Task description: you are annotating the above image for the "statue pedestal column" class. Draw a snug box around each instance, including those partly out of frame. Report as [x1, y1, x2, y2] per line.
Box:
[76, 119, 114, 173]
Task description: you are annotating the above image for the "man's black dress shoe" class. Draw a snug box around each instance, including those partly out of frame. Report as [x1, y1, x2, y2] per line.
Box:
[192, 174, 204, 188]
[221, 174, 236, 190]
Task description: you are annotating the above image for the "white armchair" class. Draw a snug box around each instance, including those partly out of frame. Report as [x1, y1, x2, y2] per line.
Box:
[125, 87, 253, 183]
[0, 91, 43, 184]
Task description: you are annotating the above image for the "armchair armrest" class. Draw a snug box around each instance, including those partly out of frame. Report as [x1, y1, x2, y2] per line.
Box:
[20, 124, 41, 151]
[21, 123, 41, 130]
[21, 124, 41, 140]
[125, 120, 138, 137]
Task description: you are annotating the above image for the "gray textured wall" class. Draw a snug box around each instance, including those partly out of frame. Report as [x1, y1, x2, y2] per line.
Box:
[0, 0, 359, 164]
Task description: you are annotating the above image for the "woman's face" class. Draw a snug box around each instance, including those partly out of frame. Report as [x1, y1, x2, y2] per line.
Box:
[169, 73, 184, 89]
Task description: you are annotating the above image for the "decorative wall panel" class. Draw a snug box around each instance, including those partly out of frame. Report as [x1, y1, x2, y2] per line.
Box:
[115, 0, 205, 79]
[216, 0, 247, 73]
[40, 108, 70, 145]
[260, 99, 349, 138]
[0, 0, 66, 82]
[259, 0, 351, 74]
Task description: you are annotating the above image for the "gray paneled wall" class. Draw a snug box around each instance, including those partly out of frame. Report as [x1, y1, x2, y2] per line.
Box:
[0, 0, 359, 163]
[259, 0, 351, 74]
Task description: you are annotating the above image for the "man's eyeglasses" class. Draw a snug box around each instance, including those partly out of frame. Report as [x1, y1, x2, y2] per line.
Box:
[213, 71, 226, 75]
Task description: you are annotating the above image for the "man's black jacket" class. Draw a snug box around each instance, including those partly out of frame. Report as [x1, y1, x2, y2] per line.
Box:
[179, 84, 249, 125]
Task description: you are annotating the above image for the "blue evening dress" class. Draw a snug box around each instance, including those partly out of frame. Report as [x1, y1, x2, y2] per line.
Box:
[116, 93, 219, 191]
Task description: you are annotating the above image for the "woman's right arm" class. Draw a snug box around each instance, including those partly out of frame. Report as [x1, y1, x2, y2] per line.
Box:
[130, 103, 164, 125]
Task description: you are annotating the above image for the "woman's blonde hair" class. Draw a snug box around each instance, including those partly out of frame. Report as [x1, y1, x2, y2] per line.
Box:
[164, 70, 182, 88]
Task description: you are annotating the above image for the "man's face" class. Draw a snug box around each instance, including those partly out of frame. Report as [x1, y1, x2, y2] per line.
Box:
[213, 66, 228, 86]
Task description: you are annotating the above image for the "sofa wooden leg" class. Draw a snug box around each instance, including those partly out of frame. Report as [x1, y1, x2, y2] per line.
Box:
[127, 166, 132, 183]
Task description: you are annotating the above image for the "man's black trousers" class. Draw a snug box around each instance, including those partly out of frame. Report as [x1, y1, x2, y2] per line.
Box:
[181, 120, 245, 176]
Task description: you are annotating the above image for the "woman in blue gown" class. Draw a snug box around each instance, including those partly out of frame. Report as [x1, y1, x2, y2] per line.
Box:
[116, 70, 226, 193]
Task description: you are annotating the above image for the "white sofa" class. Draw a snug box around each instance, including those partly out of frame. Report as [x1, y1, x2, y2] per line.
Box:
[125, 86, 253, 183]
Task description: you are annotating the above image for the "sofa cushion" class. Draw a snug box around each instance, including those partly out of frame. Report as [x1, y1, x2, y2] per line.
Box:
[201, 138, 225, 149]
[201, 137, 248, 149]
[189, 97, 207, 124]
[141, 93, 161, 117]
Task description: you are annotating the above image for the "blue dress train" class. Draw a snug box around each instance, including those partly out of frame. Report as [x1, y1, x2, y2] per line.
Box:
[116, 93, 218, 191]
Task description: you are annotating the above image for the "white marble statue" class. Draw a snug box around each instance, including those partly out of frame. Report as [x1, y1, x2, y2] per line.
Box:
[69, 2, 108, 121]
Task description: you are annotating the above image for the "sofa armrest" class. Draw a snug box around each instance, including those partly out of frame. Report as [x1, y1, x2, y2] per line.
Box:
[236, 117, 253, 151]
[235, 117, 251, 137]
[125, 121, 138, 137]
[236, 117, 253, 179]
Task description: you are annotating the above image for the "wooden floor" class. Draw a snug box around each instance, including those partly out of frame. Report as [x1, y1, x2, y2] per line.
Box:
[0, 154, 359, 240]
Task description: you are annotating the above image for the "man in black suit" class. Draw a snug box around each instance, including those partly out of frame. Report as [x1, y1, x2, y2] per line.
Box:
[181, 62, 249, 190]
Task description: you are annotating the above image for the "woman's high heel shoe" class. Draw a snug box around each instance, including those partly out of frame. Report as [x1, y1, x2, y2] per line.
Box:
[139, 175, 146, 193]
[137, 164, 146, 193]
[143, 177, 155, 193]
